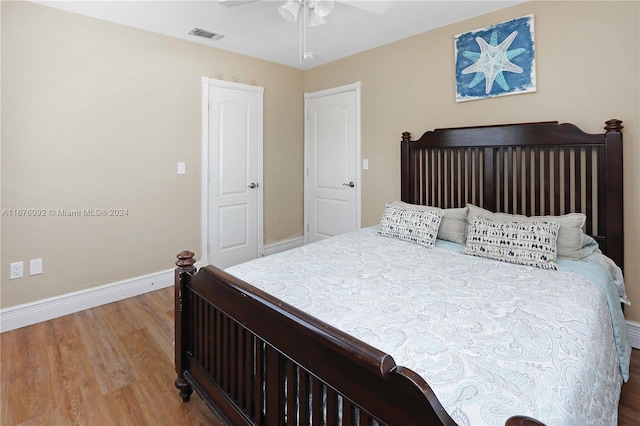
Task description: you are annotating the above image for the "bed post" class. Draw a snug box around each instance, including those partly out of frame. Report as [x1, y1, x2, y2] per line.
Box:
[174, 250, 197, 402]
[401, 131, 414, 203]
[603, 119, 624, 271]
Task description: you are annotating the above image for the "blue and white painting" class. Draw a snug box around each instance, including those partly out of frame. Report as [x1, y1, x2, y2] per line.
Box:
[455, 14, 536, 102]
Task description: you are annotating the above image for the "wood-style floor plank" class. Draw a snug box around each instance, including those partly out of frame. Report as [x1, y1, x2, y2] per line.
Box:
[620, 347, 640, 426]
[1, 287, 221, 426]
[1, 286, 638, 425]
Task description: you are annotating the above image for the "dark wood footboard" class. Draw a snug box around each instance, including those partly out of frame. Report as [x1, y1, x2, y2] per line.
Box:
[174, 251, 457, 425]
[174, 252, 548, 426]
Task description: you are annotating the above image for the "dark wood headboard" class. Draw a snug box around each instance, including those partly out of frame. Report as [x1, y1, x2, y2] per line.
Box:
[400, 119, 624, 270]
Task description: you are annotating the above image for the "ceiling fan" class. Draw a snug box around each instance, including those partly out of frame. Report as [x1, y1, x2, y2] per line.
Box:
[218, 0, 394, 17]
[218, 0, 393, 62]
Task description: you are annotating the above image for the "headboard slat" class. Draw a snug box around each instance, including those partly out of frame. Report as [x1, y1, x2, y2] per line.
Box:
[553, 147, 561, 218]
[584, 149, 594, 236]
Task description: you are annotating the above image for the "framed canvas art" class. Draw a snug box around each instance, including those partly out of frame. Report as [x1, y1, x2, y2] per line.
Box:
[455, 14, 536, 102]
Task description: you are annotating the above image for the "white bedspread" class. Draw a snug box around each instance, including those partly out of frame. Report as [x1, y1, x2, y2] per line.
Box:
[226, 228, 628, 426]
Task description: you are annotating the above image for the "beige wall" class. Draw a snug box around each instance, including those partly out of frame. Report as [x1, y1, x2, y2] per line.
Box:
[2, 1, 639, 326]
[1, 1, 304, 307]
[304, 1, 640, 321]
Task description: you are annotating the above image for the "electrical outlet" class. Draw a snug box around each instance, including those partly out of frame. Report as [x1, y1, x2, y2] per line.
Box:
[30, 258, 43, 275]
[10, 262, 23, 279]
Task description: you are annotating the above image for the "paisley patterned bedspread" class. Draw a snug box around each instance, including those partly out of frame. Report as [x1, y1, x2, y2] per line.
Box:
[226, 228, 630, 426]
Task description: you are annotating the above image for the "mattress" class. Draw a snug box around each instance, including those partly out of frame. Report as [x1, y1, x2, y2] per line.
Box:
[226, 227, 630, 425]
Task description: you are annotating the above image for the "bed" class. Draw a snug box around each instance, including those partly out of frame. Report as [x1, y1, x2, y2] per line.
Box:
[174, 119, 628, 425]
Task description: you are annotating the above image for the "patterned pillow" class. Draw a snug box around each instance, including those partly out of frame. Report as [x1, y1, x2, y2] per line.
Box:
[378, 203, 444, 248]
[462, 216, 560, 270]
[390, 201, 468, 244]
[467, 204, 586, 259]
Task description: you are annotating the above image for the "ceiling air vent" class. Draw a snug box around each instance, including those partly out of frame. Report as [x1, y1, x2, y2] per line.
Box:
[189, 28, 225, 41]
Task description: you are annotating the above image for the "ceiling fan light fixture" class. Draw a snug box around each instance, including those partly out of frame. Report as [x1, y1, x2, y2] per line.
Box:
[307, 12, 326, 27]
[278, 0, 300, 22]
[277, 0, 334, 63]
[313, 0, 334, 17]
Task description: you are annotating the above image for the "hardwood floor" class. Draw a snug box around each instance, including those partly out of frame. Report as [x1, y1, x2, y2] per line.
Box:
[1, 286, 639, 425]
[620, 347, 640, 425]
[1, 287, 221, 426]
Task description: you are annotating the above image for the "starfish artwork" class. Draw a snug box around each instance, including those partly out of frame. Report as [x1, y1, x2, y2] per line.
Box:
[461, 30, 525, 94]
[455, 15, 536, 102]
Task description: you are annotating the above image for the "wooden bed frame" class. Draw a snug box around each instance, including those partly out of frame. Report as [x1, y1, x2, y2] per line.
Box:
[174, 119, 624, 426]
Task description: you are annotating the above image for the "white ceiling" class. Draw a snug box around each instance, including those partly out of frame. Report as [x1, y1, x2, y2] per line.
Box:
[32, 0, 525, 70]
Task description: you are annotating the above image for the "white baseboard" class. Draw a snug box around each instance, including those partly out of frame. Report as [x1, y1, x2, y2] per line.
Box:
[263, 236, 304, 257]
[0, 236, 302, 333]
[627, 320, 640, 349]
[0, 260, 208, 333]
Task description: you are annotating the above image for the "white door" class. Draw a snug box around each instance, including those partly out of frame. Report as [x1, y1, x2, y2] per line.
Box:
[305, 83, 361, 244]
[204, 79, 263, 268]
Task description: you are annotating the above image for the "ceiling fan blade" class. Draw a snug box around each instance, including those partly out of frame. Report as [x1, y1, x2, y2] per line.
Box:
[219, 0, 393, 16]
[338, 0, 393, 15]
[218, 0, 260, 7]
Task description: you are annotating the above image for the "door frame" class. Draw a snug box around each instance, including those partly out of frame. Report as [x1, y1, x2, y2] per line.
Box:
[201, 76, 264, 264]
[303, 81, 362, 244]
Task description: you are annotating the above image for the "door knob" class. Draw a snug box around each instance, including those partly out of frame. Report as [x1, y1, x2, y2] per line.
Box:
[342, 181, 355, 188]
[248, 182, 258, 189]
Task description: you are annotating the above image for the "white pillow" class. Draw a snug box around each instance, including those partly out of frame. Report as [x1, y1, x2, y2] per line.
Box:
[462, 216, 560, 270]
[467, 204, 586, 259]
[390, 201, 468, 244]
[378, 203, 444, 248]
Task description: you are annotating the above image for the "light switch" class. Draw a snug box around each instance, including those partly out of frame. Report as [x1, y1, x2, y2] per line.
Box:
[362, 159, 369, 170]
[177, 162, 186, 175]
